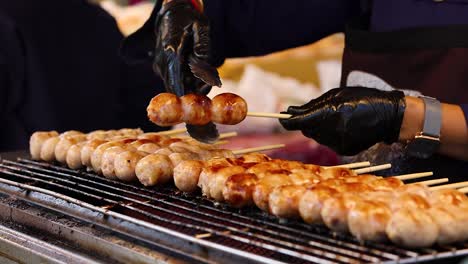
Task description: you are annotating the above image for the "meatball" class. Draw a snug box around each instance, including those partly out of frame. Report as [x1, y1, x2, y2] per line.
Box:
[321, 193, 363, 233]
[252, 171, 292, 212]
[66, 142, 86, 169]
[90, 139, 134, 174]
[40, 137, 61, 162]
[101, 146, 128, 180]
[174, 160, 205, 193]
[299, 186, 339, 224]
[55, 134, 87, 163]
[81, 139, 107, 168]
[135, 153, 173, 186]
[269, 185, 309, 219]
[147, 93, 184, 126]
[429, 205, 465, 245]
[222, 173, 259, 208]
[386, 208, 439, 248]
[211, 93, 248, 125]
[114, 150, 147, 182]
[137, 143, 161, 154]
[208, 165, 246, 201]
[180, 94, 212, 125]
[348, 200, 391, 242]
[29, 131, 59, 160]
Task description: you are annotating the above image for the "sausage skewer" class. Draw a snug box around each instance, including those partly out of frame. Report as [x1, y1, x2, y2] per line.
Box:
[148, 93, 294, 127]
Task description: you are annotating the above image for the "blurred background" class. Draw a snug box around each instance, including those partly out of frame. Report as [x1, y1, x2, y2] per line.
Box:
[0, 0, 343, 164]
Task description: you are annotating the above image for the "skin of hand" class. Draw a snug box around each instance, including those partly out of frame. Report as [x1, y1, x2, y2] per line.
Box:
[279, 87, 406, 156]
[154, 0, 221, 97]
[400, 97, 468, 161]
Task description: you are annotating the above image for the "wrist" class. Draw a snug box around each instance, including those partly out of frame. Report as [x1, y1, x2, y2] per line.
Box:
[399, 96, 425, 142]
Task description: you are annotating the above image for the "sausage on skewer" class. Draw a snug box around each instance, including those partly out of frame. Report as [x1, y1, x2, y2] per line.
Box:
[29, 131, 59, 160]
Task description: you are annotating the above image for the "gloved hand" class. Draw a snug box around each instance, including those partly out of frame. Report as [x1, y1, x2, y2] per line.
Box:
[279, 87, 406, 156]
[153, 0, 221, 96]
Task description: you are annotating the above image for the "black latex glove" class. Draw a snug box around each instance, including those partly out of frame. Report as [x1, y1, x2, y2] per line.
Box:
[280, 87, 406, 156]
[121, 0, 221, 97]
[121, 0, 221, 143]
[153, 0, 221, 96]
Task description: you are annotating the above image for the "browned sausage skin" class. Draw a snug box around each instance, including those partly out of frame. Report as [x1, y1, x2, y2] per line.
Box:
[147, 93, 184, 126]
[180, 94, 212, 125]
[211, 93, 248, 125]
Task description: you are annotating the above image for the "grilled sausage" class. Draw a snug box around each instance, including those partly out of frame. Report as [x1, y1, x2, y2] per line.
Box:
[211, 93, 248, 125]
[135, 153, 173, 186]
[40, 137, 61, 162]
[269, 184, 311, 219]
[147, 93, 184, 126]
[90, 139, 135, 174]
[348, 200, 392, 242]
[252, 171, 292, 212]
[386, 208, 439, 248]
[29, 131, 59, 160]
[55, 134, 87, 163]
[299, 186, 339, 224]
[180, 94, 212, 125]
[101, 146, 129, 179]
[208, 165, 246, 201]
[222, 173, 259, 208]
[114, 150, 147, 182]
[174, 160, 205, 193]
[66, 141, 87, 169]
[81, 139, 108, 168]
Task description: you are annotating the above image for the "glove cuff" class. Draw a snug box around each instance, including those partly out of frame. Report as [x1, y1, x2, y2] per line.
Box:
[384, 90, 406, 145]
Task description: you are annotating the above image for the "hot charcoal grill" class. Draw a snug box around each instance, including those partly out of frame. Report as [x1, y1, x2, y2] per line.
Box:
[0, 155, 467, 263]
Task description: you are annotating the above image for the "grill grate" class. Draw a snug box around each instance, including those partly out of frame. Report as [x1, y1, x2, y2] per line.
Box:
[0, 158, 467, 263]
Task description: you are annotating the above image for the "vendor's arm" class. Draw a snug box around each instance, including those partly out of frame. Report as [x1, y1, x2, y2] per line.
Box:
[400, 98, 468, 161]
[279, 87, 468, 162]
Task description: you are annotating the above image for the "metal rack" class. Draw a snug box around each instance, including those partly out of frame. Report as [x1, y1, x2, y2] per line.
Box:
[0, 158, 466, 263]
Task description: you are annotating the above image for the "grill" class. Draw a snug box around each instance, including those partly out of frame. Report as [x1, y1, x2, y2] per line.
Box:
[0, 155, 467, 263]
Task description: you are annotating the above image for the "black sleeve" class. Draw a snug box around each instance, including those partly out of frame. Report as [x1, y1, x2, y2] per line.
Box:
[205, 0, 362, 66]
[121, 0, 362, 67]
[0, 10, 28, 151]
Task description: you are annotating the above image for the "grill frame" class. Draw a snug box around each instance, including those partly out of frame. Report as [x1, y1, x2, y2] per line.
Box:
[0, 156, 466, 264]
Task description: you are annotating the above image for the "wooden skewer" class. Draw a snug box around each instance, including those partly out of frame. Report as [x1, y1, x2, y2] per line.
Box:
[218, 132, 238, 139]
[157, 128, 188, 136]
[394, 172, 433, 181]
[213, 140, 229, 146]
[411, 178, 448, 186]
[232, 144, 285, 155]
[326, 161, 371, 169]
[458, 187, 468, 194]
[430, 181, 468, 191]
[247, 112, 292, 119]
[353, 164, 391, 175]
[179, 131, 238, 140]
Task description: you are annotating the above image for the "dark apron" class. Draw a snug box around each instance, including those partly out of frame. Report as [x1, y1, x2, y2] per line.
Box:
[340, 15, 468, 180]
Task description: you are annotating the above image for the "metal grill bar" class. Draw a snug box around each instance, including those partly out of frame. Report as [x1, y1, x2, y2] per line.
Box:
[0, 158, 466, 264]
